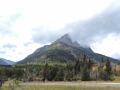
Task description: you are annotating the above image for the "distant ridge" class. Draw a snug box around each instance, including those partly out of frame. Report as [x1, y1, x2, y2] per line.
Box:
[17, 34, 120, 64]
[0, 58, 15, 65]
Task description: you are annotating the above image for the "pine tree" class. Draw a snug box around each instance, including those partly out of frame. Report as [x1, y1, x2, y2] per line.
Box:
[105, 59, 112, 80]
[74, 58, 81, 75]
[81, 55, 91, 81]
[98, 58, 105, 80]
[42, 63, 48, 82]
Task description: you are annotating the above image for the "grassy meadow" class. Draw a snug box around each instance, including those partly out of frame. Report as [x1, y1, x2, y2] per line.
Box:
[1, 85, 120, 90]
[1, 81, 120, 90]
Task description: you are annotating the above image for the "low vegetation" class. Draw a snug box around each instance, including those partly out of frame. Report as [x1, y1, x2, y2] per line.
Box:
[1, 84, 120, 90]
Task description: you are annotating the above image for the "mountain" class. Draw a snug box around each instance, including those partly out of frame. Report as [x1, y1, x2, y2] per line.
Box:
[0, 58, 15, 65]
[17, 34, 120, 64]
[54, 34, 73, 46]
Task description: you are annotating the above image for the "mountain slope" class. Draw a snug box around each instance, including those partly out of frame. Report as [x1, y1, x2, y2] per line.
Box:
[0, 58, 15, 65]
[18, 34, 120, 64]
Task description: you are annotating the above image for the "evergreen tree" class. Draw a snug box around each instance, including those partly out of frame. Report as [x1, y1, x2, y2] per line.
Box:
[98, 58, 105, 80]
[81, 55, 91, 81]
[42, 63, 48, 82]
[74, 59, 81, 75]
[105, 59, 112, 80]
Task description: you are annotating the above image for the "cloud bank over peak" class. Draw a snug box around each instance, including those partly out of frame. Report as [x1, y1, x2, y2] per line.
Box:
[32, 8, 120, 46]
[1, 0, 120, 61]
[68, 9, 120, 45]
[31, 7, 120, 59]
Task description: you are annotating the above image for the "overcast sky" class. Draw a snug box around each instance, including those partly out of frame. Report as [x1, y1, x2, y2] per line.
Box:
[0, 0, 120, 61]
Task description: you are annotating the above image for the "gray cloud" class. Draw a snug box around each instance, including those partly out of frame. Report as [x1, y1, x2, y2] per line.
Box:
[61, 8, 120, 46]
[3, 44, 16, 48]
[32, 27, 65, 44]
[0, 51, 6, 54]
[24, 42, 31, 47]
[31, 8, 120, 47]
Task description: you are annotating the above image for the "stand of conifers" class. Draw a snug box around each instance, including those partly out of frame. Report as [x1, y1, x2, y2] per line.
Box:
[0, 54, 119, 82]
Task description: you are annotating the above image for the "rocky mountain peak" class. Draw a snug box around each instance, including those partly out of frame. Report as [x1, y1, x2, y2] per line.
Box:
[54, 34, 82, 48]
[54, 34, 73, 46]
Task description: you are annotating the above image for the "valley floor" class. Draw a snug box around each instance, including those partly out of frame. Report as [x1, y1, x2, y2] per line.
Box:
[20, 81, 120, 87]
[2, 81, 120, 90]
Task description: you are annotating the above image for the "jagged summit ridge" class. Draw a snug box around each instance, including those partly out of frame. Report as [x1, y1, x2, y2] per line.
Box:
[55, 34, 80, 48]
[54, 34, 94, 53]
[55, 34, 73, 45]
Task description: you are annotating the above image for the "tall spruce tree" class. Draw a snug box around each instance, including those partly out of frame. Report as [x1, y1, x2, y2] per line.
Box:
[98, 58, 105, 80]
[42, 63, 48, 82]
[74, 59, 81, 75]
[105, 59, 112, 80]
[81, 54, 91, 81]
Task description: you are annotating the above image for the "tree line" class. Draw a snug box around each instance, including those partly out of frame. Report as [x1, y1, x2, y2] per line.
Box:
[0, 55, 119, 82]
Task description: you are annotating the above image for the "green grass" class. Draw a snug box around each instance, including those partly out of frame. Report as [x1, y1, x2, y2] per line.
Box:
[113, 76, 120, 82]
[1, 85, 120, 90]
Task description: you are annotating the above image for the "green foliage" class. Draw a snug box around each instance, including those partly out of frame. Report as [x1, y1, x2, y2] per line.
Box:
[104, 59, 112, 80]
[81, 66, 90, 81]
[81, 55, 93, 81]
[2, 84, 120, 90]
[45, 49, 76, 63]
[8, 79, 20, 90]
[0, 55, 119, 82]
[54, 67, 65, 81]
[0, 66, 24, 81]
[46, 65, 65, 81]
